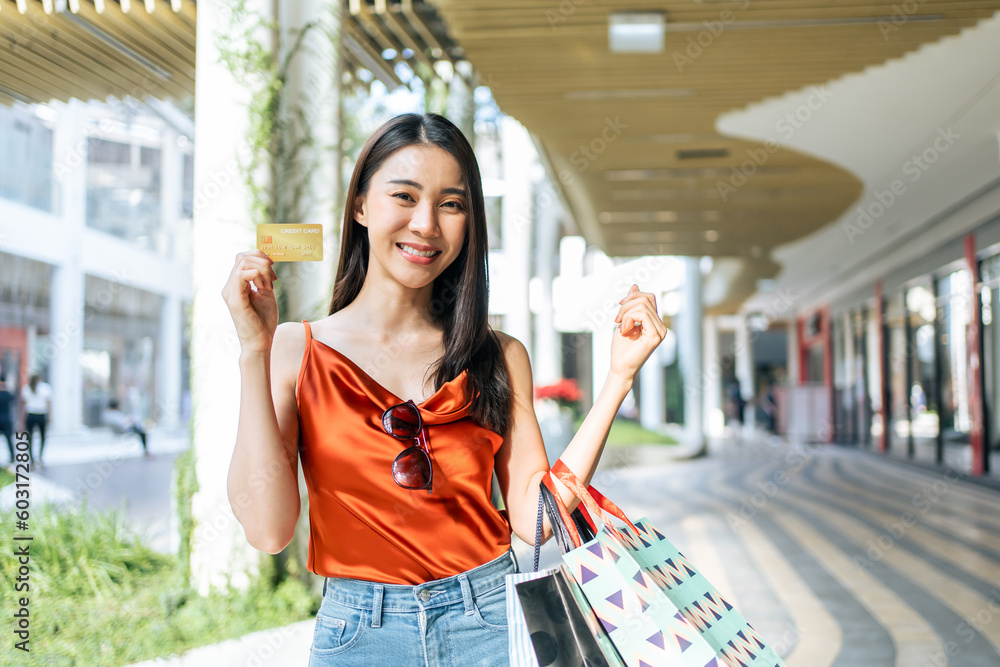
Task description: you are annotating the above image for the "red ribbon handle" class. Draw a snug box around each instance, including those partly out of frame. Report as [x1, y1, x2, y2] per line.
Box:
[550, 459, 640, 535]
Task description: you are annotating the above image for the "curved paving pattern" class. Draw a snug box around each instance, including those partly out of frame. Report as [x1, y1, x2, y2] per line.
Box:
[574, 440, 1000, 666]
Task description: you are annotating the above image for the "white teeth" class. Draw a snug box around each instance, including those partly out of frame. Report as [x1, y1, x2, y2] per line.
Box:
[399, 243, 439, 258]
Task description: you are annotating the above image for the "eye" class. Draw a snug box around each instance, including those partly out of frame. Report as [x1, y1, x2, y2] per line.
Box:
[443, 200, 465, 210]
[392, 192, 415, 202]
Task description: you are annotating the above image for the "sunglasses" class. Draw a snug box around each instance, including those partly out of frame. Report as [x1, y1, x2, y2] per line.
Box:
[381, 399, 433, 493]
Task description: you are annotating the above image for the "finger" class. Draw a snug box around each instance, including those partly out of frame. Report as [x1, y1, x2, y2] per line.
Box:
[238, 259, 276, 287]
[618, 303, 657, 335]
[240, 249, 274, 264]
[616, 288, 651, 322]
[237, 267, 271, 293]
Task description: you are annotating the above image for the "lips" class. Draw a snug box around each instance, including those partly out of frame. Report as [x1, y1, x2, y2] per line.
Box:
[396, 243, 441, 257]
[396, 243, 442, 265]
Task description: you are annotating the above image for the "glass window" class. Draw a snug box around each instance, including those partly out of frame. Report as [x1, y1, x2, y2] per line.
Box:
[867, 305, 884, 444]
[908, 282, 939, 464]
[0, 105, 53, 212]
[86, 138, 163, 253]
[937, 269, 972, 472]
[853, 307, 872, 447]
[980, 254, 1000, 476]
[885, 292, 909, 459]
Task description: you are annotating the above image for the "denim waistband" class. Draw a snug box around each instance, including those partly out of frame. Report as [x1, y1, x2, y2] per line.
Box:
[321, 549, 518, 627]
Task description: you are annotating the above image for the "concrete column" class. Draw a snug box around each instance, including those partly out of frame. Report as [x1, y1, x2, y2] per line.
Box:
[157, 294, 183, 429]
[704, 315, 723, 437]
[278, 0, 343, 322]
[447, 61, 475, 146]
[532, 183, 562, 385]
[735, 312, 755, 432]
[157, 129, 183, 429]
[788, 318, 800, 389]
[501, 116, 533, 348]
[590, 250, 614, 402]
[191, 0, 276, 596]
[47, 99, 87, 434]
[639, 351, 665, 432]
[682, 256, 705, 453]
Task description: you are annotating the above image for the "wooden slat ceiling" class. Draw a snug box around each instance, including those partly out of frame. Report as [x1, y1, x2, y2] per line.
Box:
[428, 0, 1000, 310]
[0, 0, 461, 106]
[0, 0, 197, 107]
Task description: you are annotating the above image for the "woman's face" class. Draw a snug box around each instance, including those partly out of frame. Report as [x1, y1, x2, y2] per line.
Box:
[354, 144, 469, 291]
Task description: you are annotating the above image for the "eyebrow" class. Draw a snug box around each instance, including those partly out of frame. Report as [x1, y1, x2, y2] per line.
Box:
[387, 178, 467, 197]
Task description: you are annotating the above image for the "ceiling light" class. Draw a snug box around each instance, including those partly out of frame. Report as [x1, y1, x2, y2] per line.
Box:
[704, 230, 719, 242]
[624, 133, 723, 143]
[609, 12, 665, 53]
[598, 211, 679, 224]
[603, 165, 799, 181]
[611, 188, 719, 201]
[676, 148, 730, 160]
[623, 231, 678, 242]
[564, 88, 693, 101]
[661, 15, 945, 32]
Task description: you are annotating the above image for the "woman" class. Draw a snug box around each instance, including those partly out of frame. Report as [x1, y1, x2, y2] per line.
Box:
[21, 373, 52, 467]
[222, 113, 665, 665]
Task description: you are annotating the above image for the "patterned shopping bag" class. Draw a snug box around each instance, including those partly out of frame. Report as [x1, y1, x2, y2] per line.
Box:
[545, 460, 786, 667]
[507, 488, 625, 666]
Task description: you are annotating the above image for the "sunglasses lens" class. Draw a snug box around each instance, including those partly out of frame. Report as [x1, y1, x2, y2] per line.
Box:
[383, 402, 420, 438]
[392, 447, 431, 489]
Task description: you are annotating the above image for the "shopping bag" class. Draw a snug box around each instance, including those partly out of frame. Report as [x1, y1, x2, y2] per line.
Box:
[507, 486, 624, 666]
[544, 459, 786, 667]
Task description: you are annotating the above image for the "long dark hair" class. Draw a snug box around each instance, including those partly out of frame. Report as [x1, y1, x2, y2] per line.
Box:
[328, 113, 512, 436]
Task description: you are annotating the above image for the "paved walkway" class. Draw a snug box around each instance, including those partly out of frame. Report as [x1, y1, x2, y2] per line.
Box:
[1, 426, 190, 553]
[11, 431, 1000, 666]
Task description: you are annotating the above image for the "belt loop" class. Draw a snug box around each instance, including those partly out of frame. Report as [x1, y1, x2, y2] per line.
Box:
[322, 578, 328, 598]
[459, 574, 475, 616]
[371, 585, 384, 628]
[509, 548, 520, 573]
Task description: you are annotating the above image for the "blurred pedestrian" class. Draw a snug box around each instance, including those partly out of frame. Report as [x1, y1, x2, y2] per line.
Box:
[0, 373, 15, 465]
[762, 382, 778, 435]
[21, 373, 52, 467]
[102, 398, 149, 457]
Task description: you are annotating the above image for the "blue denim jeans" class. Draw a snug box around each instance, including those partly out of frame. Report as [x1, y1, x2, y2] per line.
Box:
[309, 549, 519, 666]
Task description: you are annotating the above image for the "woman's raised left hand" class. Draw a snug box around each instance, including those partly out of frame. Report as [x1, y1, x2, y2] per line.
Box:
[609, 284, 667, 382]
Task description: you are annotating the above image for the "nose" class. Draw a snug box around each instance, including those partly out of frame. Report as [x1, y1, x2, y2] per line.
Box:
[408, 201, 441, 237]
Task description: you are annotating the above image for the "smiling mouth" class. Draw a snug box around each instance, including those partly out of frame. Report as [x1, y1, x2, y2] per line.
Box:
[396, 243, 442, 258]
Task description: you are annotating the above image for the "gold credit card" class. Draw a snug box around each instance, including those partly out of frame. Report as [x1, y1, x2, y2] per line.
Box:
[257, 224, 323, 261]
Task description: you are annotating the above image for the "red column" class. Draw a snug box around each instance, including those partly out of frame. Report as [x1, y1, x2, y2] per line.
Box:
[965, 234, 986, 475]
[876, 280, 888, 454]
[823, 306, 834, 443]
[797, 316, 807, 385]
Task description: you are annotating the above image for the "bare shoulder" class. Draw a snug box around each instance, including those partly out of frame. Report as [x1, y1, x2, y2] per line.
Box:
[493, 330, 532, 379]
[270, 321, 309, 389]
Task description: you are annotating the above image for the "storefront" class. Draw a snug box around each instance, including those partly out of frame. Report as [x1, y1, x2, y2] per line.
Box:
[824, 231, 1000, 477]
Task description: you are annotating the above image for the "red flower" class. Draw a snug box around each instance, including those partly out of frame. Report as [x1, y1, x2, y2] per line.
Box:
[535, 378, 582, 406]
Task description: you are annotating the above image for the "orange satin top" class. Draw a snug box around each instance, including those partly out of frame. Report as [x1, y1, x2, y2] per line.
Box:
[295, 320, 512, 584]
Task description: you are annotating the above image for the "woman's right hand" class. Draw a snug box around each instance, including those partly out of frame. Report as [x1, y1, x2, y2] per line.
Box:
[221, 250, 279, 355]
